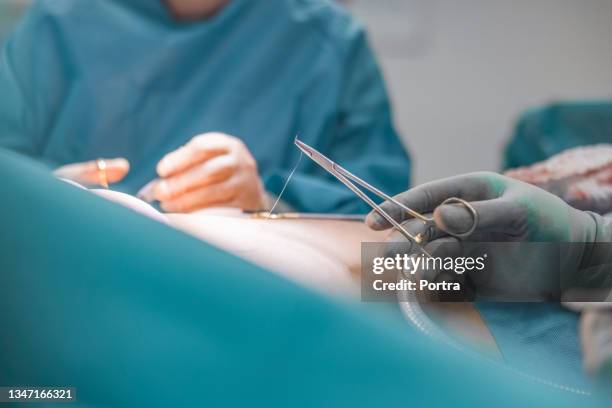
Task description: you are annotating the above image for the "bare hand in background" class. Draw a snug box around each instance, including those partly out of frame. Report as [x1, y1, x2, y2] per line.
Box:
[153, 133, 265, 212]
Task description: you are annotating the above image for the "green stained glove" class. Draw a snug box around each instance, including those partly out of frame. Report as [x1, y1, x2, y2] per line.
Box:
[366, 172, 612, 300]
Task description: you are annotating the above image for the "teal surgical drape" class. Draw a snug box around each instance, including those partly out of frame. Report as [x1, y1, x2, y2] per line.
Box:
[0, 148, 607, 408]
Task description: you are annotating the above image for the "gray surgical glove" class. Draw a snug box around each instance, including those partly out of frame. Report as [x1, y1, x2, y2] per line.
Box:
[366, 172, 612, 300]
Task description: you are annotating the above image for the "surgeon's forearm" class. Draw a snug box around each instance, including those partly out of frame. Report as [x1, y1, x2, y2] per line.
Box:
[560, 212, 612, 302]
[588, 212, 612, 243]
[575, 213, 612, 292]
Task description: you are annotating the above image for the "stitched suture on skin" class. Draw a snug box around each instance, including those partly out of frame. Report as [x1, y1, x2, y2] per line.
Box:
[268, 151, 303, 217]
[230, 150, 303, 255]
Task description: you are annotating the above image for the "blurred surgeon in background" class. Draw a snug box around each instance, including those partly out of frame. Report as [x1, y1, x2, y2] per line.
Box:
[0, 0, 410, 213]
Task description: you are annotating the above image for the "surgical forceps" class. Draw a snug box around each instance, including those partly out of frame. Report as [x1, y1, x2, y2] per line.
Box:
[294, 138, 478, 257]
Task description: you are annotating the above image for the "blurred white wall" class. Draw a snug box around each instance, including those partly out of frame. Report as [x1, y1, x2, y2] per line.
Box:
[347, 0, 612, 183]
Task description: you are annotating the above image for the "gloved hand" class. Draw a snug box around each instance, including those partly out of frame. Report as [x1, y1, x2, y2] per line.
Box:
[152, 133, 266, 212]
[54, 158, 130, 187]
[366, 172, 602, 300]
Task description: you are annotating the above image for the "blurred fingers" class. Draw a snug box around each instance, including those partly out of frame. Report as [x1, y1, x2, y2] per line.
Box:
[157, 133, 234, 178]
[160, 180, 238, 213]
[154, 154, 238, 201]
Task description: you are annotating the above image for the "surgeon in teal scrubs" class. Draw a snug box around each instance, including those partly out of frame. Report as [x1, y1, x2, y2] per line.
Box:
[0, 0, 410, 213]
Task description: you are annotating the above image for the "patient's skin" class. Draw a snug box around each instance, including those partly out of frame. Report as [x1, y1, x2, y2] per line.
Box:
[164, 0, 230, 20]
[90, 189, 170, 225]
[83, 183, 498, 356]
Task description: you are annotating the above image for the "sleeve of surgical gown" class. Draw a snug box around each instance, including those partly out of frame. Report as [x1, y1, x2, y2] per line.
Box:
[0, 8, 64, 166]
[264, 29, 411, 214]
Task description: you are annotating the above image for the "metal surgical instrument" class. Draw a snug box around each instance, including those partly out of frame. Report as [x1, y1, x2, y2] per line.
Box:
[294, 138, 479, 256]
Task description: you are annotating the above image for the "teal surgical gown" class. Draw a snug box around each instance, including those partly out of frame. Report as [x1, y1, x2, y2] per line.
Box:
[504, 101, 612, 169]
[0, 0, 411, 213]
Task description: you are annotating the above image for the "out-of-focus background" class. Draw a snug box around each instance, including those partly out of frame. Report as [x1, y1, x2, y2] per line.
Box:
[2, 0, 611, 183]
[345, 0, 612, 183]
[0, 0, 29, 40]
